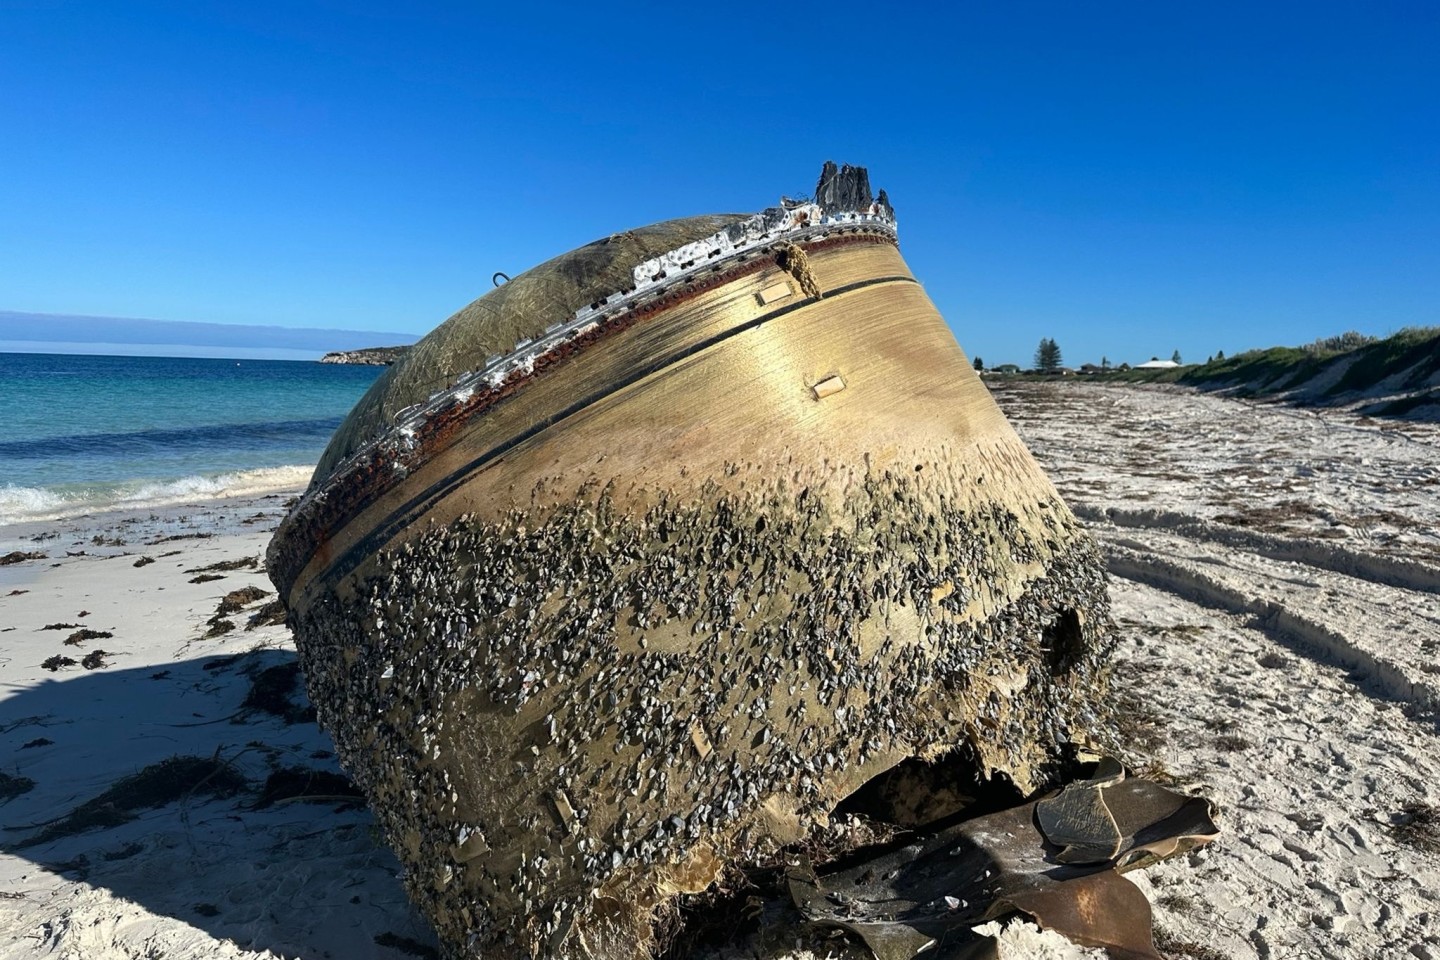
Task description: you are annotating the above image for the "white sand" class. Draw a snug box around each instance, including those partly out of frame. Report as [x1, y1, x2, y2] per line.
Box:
[2, 382, 1438, 959]
[0, 492, 435, 959]
[991, 380, 1440, 959]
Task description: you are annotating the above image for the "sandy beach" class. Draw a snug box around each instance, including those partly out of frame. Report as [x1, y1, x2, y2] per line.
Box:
[0, 490, 438, 959]
[2, 381, 1439, 959]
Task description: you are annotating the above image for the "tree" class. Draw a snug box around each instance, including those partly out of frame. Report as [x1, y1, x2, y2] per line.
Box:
[973, 356, 985, 372]
[1172, 349, 1182, 364]
[1216, 349, 1226, 361]
[1101, 356, 1111, 371]
[1034, 338, 1062, 373]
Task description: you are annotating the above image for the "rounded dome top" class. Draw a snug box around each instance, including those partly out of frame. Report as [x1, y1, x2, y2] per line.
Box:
[313, 214, 750, 483]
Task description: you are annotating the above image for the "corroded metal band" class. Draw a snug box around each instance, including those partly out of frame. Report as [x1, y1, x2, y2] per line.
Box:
[271, 232, 901, 602]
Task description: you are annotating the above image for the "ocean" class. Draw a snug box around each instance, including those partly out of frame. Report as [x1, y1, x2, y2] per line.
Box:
[0, 353, 385, 523]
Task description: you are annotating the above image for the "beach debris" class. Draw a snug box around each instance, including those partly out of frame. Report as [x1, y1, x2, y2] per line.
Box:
[40, 655, 77, 672]
[269, 163, 1118, 960]
[189, 573, 225, 584]
[0, 773, 36, 803]
[787, 763, 1218, 960]
[241, 661, 315, 724]
[20, 738, 53, 750]
[13, 755, 246, 848]
[1392, 801, 1440, 854]
[373, 931, 440, 959]
[186, 556, 260, 574]
[146, 532, 214, 545]
[0, 551, 46, 565]
[64, 628, 112, 646]
[246, 598, 288, 629]
[40, 622, 82, 631]
[133, 555, 156, 567]
[80, 649, 112, 669]
[216, 585, 271, 615]
[101, 841, 144, 861]
[202, 616, 235, 638]
[250, 765, 363, 809]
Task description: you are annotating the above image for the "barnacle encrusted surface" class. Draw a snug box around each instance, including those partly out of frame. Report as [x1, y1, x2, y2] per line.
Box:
[291, 459, 1111, 959]
[273, 167, 1115, 960]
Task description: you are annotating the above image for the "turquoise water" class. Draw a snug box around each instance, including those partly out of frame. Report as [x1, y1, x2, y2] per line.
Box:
[0, 353, 384, 521]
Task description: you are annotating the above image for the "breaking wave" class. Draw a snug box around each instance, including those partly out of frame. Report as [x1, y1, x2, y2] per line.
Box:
[0, 465, 314, 525]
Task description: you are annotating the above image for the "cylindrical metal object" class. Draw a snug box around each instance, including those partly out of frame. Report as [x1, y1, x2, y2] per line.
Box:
[269, 169, 1112, 960]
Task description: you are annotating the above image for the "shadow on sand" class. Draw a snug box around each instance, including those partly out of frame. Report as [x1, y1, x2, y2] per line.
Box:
[0, 649, 437, 959]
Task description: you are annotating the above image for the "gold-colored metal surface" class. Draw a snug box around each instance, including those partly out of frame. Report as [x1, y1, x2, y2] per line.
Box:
[272, 228, 1114, 960]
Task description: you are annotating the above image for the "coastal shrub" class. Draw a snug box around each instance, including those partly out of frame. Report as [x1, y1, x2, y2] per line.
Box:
[1302, 330, 1376, 354]
[1178, 347, 1321, 393]
[1325, 326, 1440, 396]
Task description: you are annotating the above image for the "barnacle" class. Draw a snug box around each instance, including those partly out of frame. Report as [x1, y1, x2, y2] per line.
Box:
[269, 164, 1114, 960]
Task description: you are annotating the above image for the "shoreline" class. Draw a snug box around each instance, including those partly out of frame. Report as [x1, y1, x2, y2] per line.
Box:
[0, 465, 315, 534]
[2, 383, 1438, 958]
[0, 484, 441, 959]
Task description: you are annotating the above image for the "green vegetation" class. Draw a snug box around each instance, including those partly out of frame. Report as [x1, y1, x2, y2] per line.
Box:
[1091, 327, 1440, 416]
[1323, 326, 1440, 396]
[1034, 337, 1062, 372]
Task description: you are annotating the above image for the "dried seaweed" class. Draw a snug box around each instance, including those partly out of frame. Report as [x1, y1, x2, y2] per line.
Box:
[245, 598, 287, 629]
[80, 650, 112, 670]
[0, 772, 36, 803]
[241, 662, 315, 724]
[186, 556, 259, 574]
[373, 932, 439, 958]
[15, 755, 247, 848]
[1392, 802, 1440, 854]
[64, 629, 113, 646]
[251, 766, 363, 809]
[216, 585, 270, 616]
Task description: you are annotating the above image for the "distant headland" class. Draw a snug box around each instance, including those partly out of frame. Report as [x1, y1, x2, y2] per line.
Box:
[0, 310, 418, 361]
[319, 346, 411, 365]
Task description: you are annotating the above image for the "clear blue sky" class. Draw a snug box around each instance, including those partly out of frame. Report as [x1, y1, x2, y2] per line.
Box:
[2, 1, 1437, 367]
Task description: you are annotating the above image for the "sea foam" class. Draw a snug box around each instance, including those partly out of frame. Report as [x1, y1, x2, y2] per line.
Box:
[0, 465, 315, 525]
